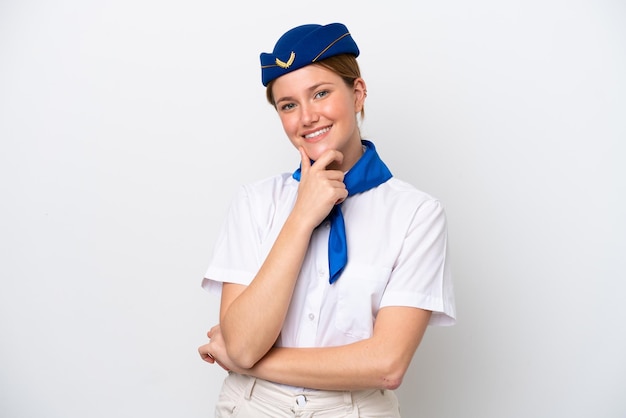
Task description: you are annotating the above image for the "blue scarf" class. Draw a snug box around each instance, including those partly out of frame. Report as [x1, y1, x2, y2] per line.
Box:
[292, 140, 393, 284]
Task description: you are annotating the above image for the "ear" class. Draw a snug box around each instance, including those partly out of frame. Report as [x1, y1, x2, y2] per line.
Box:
[353, 78, 367, 113]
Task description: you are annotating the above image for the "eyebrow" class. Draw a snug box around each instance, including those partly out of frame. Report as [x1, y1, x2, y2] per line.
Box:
[274, 82, 334, 105]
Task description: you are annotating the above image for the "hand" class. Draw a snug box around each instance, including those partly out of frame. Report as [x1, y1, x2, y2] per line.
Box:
[198, 324, 235, 372]
[292, 147, 348, 229]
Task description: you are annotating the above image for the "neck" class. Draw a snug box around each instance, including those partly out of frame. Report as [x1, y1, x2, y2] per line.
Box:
[330, 138, 365, 172]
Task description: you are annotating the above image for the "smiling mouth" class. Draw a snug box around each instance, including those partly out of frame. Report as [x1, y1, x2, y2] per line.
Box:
[304, 126, 331, 139]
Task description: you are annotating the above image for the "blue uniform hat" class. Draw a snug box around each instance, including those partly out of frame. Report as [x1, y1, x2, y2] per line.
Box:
[260, 23, 360, 86]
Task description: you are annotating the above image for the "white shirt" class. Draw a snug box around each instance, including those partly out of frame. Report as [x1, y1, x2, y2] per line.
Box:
[202, 173, 456, 348]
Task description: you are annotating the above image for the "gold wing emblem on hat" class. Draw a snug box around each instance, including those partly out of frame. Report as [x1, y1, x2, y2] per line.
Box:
[275, 52, 295, 69]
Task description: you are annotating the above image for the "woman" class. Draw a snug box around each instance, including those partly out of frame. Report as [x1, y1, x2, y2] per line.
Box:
[198, 22, 456, 417]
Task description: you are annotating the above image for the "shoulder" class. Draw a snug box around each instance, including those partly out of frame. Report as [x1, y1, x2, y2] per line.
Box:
[229, 172, 298, 217]
[236, 172, 296, 199]
[376, 178, 447, 230]
[377, 177, 443, 210]
[348, 177, 445, 229]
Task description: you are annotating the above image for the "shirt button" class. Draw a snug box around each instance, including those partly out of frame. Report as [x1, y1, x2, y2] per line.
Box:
[308, 313, 315, 321]
[318, 269, 325, 277]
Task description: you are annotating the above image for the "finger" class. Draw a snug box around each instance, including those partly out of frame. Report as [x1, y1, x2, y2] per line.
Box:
[311, 149, 343, 171]
[299, 147, 312, 172]
[208, 324, 220, 338]
[334, 184, 349, 204]
[324, 170, 345, 182]
[198, 345, 215, 363]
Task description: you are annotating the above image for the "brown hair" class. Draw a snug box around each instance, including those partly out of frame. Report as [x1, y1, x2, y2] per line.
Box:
[265, 54, 365, 119]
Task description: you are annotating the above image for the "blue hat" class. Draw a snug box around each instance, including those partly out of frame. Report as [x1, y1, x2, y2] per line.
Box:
[260, 23, 360, 86]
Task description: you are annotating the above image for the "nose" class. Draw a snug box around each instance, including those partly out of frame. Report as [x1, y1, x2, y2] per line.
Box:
[300, 103, 319, 126]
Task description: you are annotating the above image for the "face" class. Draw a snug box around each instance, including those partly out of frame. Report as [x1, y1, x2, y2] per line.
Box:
[271, 64, 367, 171]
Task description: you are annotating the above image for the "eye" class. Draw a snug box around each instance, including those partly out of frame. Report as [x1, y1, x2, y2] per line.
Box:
[314, 90, 329, 99]
[279, 102, 296, 111]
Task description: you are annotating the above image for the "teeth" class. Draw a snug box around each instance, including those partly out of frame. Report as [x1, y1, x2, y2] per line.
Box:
[305, 127, 330, 139]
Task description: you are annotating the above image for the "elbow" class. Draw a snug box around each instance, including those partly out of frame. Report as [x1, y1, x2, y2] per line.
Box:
[378, 359, 408, 390]
[381, 373, 404, 390]
[226, 345, 262, 370]
[220, 327, 269, 370]
[224, 334, 271, 370]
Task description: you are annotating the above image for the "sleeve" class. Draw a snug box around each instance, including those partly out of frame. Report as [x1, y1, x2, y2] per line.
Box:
[379, 199, 456, 326]
[201, 185, 263, 296]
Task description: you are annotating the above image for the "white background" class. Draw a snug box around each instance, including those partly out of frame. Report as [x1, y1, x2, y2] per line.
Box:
[1, 1, 625, 417]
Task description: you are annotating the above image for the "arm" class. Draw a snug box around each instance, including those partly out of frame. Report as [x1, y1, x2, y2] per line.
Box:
[218, 148, 348, 369]
[202, 306, 431, 391]
[249, 306, 431, 390]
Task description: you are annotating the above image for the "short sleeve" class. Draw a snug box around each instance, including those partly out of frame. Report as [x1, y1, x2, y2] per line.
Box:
[379, 199, 456, 326]
[201, 186, 262, 296]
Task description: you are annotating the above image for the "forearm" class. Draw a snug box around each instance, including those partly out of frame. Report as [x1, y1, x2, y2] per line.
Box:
[220, 213, 314, 368]
[246, 340, 398, 390]
[242, 307, 432, 390]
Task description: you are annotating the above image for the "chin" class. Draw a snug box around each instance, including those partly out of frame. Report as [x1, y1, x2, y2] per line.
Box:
[303, 142, 332, 162]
